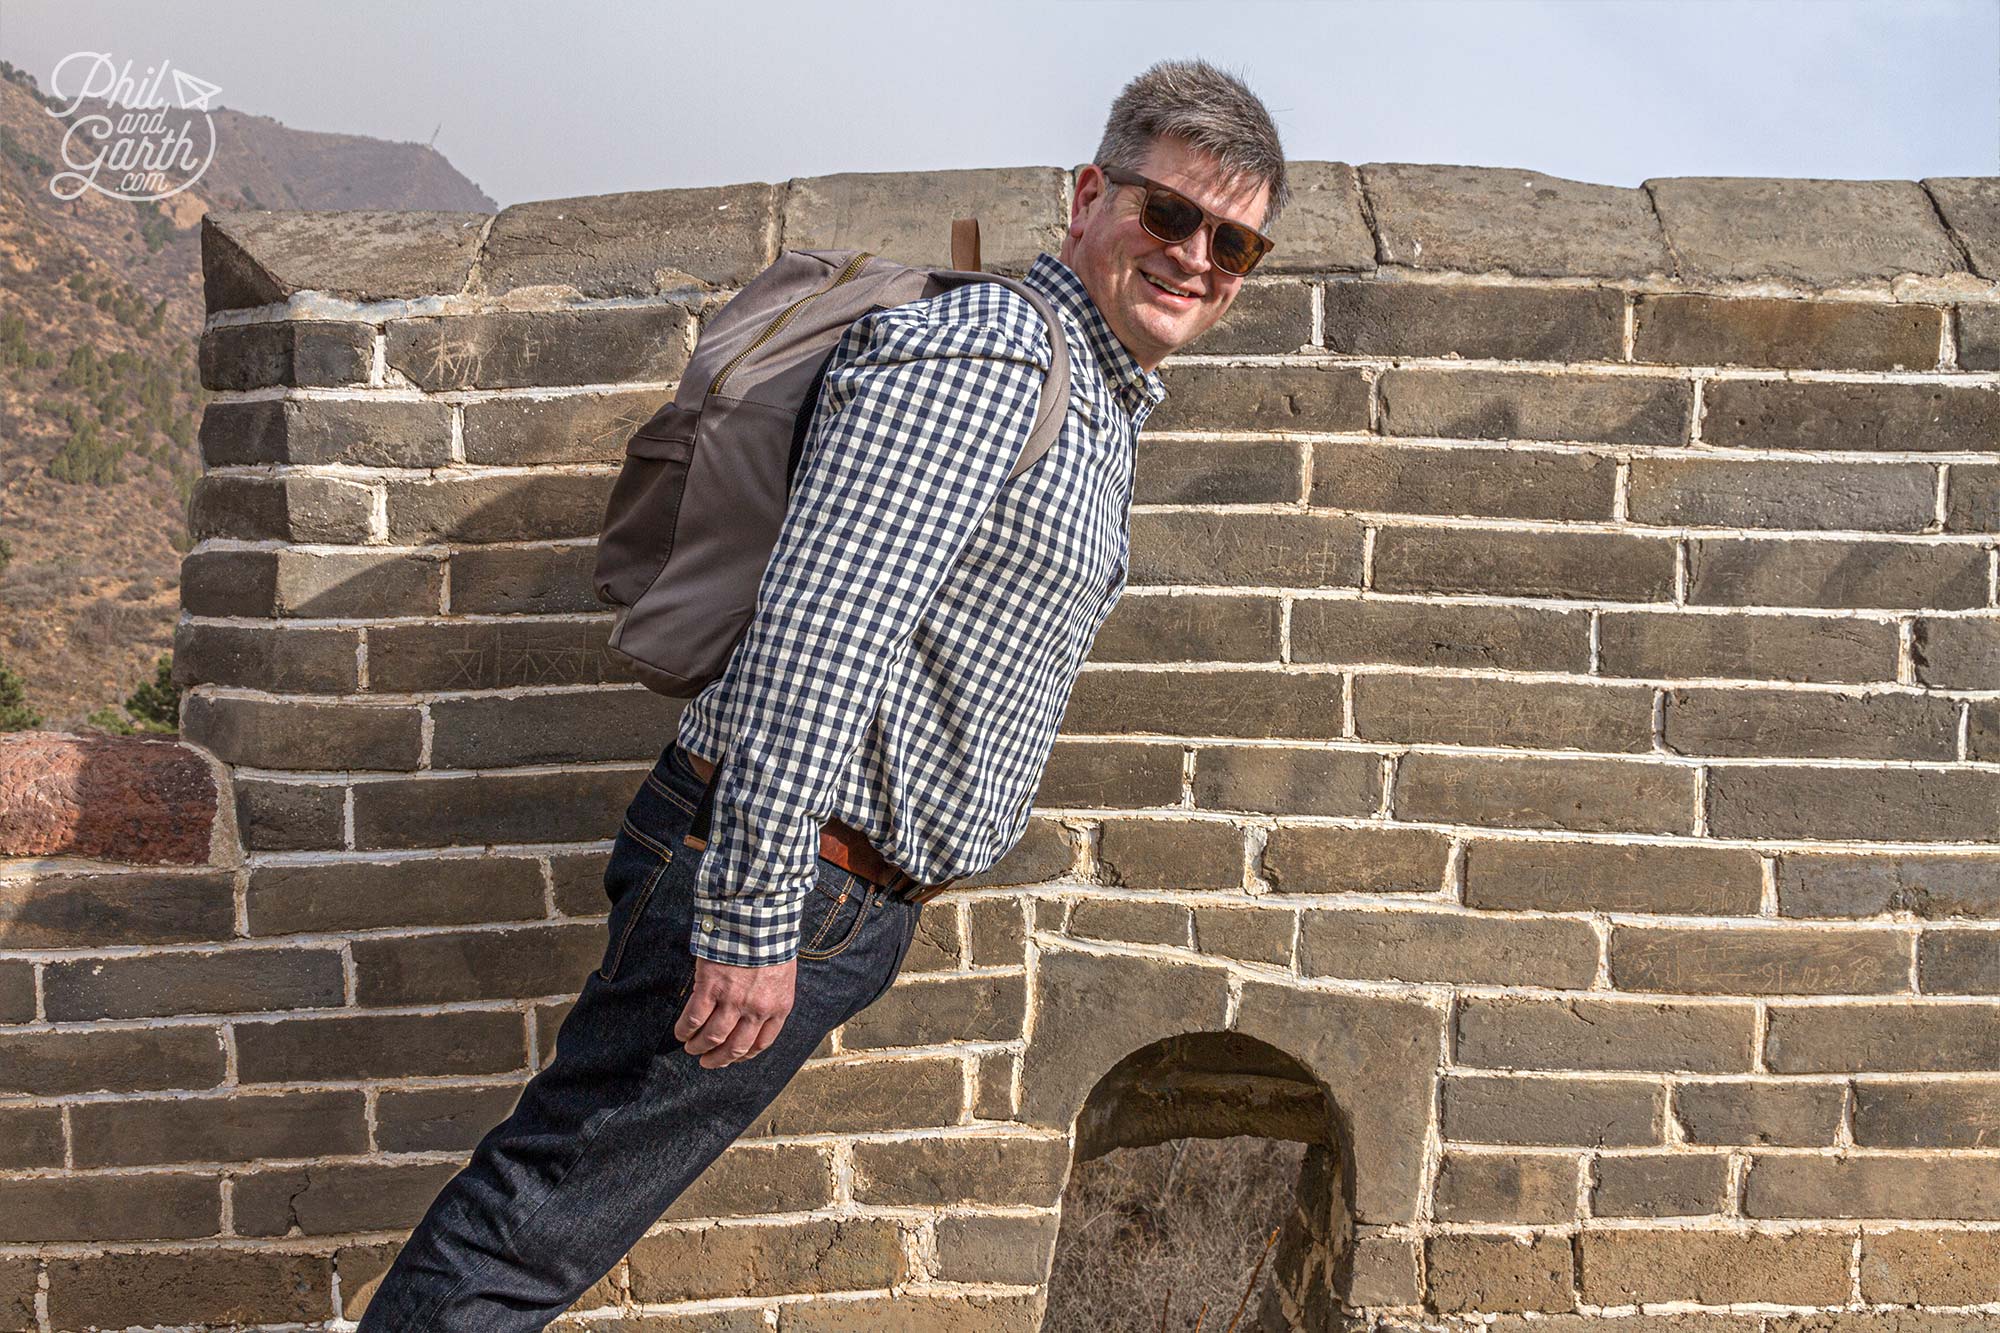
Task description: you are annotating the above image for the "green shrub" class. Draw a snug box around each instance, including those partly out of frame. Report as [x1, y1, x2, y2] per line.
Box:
[124, 654, 179, 733]
[0, 660, 40, 731]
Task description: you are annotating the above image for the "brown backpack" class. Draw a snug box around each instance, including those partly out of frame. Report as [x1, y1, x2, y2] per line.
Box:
[593, 221, 1074, 696]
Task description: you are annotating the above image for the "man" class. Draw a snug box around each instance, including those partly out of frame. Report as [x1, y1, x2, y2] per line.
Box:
[361, 56, 1288, 1330]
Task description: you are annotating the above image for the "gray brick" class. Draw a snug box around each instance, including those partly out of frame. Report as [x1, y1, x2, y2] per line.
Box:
[1444, 1072, 1664, 1147]
[1628, 457, 1937, 531]
[1191, 742, 1381, 816]
[173, 621, 360, 692]
[1068, 898, 1190, 947]
[198, 319, 374, 389]
[250, 857, 552, 936]
[1914, 615, 2000, 689]
[1943, 462, 2000, 531]
[428, 687, 683, 767]
[364, 619, 632, 692]
[0, 1025, 226, 1095]
[1096, 817, 1244, 890]
[186, 473, 376, 543]
[1290, 598, 1590, 671]
[1131, 438, 1303, 505]
[1704, 378, 2000, 452]
[1313, 440, 1616, 521]
[375, 1082, 526, 1151]
[1778, 852, 2000, 919]
[201, 208, 487, 311]
[1434, 1150, 1579, 1224]
[1609, 924, 1910, 995]
[1262, 823, 1451, 893]
[1648, 176, 1961, 285]
[44, 947, 345, 1020]
[351, 768, 639, 849]
[1197, 280, 1313, 355]
[0, 1106, 63, 1168]
[183, 693, 423, 770]
[1673, 1080, 1844, 1146]
[1599, 609, 1900, 684]
[1379, 368, 1690, 446]
[475, 183, 779, 295]
[1036, 740, 1184, 809]
[1352, 673, 1654, 752]
[1765, 1001, 2000, 1072]
[384, 472, 615, 544]
[1373, 527, 1677, 601]
[1708, 765, 2000, 841]
[1191, 904, 1294, 964]
[1361, 162, 1670, 280]
[463, 390, 665, 466]
[235, 1160, 462, 1235]
[1324, 280, 1622, 361]
[1686, 537, 1987, 609]
[1634, 293, 1943, 371]
[1060, 667, 1344, 738]
[1463, 840, 1763, 915]
[0, 871, 235, 948]
[1918, 928, 2000, 993]
[180, 548, 443, 619]
[448, 544, 601, 614]
[71, 1090, 368, 1166]
[1744, 1154, 2000, 1221]
[1301, 908, 1599, 986]
[233, 777, 344, 851]
[1091, 592, 1280, 662]
[1592, 1152, 1731, 1217]
[351, 923, 603, 1003]
[1457, 995, 1757, 1072]
[1957, 302, 2000, 369]
[1393, 753, 1697, 834]
[1147, 364, 1370, 432]
[385, 305, 691, 390]
[1662, 687, 1958, 760]
[1851, 1078, 2000, 1147]
[1130, 511, 1362, 588]
[199, 398, 450, 467]
[234, 1009, 526, 1082]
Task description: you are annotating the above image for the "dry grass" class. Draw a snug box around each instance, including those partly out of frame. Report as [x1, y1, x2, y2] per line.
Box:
[1044, 1135, 1308, 1332]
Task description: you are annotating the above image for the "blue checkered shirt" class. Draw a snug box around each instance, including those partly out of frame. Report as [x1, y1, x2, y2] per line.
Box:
[675, 252, 1167, 965]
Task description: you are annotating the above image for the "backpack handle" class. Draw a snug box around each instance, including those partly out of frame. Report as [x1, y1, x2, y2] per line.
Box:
[951, 218, 981, 272]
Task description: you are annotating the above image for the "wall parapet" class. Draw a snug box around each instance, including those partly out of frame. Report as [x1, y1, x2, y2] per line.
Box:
[4, 160, 2000, 1330]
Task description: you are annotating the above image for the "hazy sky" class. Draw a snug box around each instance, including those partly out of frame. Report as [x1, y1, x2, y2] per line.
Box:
[3, 0, 1993, 209]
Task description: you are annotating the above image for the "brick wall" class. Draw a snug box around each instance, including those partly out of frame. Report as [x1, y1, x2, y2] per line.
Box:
[2, 162, 1999, 1330]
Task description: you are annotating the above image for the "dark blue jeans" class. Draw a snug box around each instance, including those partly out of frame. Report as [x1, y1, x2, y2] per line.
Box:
[357, 740, 925, 1331]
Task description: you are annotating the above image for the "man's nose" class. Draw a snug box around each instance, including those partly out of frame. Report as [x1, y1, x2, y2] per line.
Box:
[1164, 223, 1213, 275]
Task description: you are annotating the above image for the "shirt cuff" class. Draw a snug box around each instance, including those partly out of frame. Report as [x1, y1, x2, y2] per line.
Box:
[688, 884, 807, 967]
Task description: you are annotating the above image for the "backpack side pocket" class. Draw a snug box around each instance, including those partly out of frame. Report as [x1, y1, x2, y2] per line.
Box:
[595, 403, 698, 609]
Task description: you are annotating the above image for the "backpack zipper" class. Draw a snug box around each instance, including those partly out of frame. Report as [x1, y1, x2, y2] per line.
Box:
[709, 250, 874, 398]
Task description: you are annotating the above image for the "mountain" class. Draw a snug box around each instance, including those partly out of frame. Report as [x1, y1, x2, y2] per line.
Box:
[0, 61, 496, 729]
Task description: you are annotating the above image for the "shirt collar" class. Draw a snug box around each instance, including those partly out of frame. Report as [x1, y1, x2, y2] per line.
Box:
[1022, 252, 1167, 426]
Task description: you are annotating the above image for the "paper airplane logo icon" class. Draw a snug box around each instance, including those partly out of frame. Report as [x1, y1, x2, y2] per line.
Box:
[172, 68, 220, 111]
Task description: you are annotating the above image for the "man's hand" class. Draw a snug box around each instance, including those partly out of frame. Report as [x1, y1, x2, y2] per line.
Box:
[674, 956, 796, 1069]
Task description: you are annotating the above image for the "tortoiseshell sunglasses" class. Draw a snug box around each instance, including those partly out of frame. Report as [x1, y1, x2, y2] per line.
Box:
[1097, 165, 1275, 276]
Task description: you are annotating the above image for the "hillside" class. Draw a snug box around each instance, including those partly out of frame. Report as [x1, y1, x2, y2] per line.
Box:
[0, 62, 496, 728]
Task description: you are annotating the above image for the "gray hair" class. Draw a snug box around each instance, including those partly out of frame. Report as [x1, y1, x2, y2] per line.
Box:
[1090, 58, 1290, 233]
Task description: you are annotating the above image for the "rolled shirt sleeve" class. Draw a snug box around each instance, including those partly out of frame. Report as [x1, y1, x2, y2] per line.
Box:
[686, 300, 1052, 966]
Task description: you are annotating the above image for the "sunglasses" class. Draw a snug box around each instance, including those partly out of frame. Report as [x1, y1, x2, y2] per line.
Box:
[1097, 165, 1275, 277]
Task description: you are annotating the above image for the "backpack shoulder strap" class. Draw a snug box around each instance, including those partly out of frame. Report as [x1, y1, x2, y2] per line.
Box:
[926, 267, 1073, 481]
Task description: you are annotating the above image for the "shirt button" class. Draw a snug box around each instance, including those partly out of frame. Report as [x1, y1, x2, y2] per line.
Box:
[701, 918, 715, 931]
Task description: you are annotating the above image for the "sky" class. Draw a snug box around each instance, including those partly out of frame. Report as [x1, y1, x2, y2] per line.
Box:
[1, 0, 1994, 209]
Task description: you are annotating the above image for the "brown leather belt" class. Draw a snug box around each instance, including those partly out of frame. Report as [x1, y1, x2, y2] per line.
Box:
[682, 745, 953, 904]
[821, 818, 954, 904]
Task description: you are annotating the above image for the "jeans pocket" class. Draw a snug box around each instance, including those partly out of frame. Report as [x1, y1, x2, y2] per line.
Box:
[797, 864, 871, 960]
[599, 853, 671, 982]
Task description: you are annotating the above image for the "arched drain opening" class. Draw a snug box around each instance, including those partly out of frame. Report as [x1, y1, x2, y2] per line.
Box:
[1041, 1032, 1352, 1333]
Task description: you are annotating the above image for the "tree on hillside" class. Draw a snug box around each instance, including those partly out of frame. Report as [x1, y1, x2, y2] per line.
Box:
[0, 660, 40, 731]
